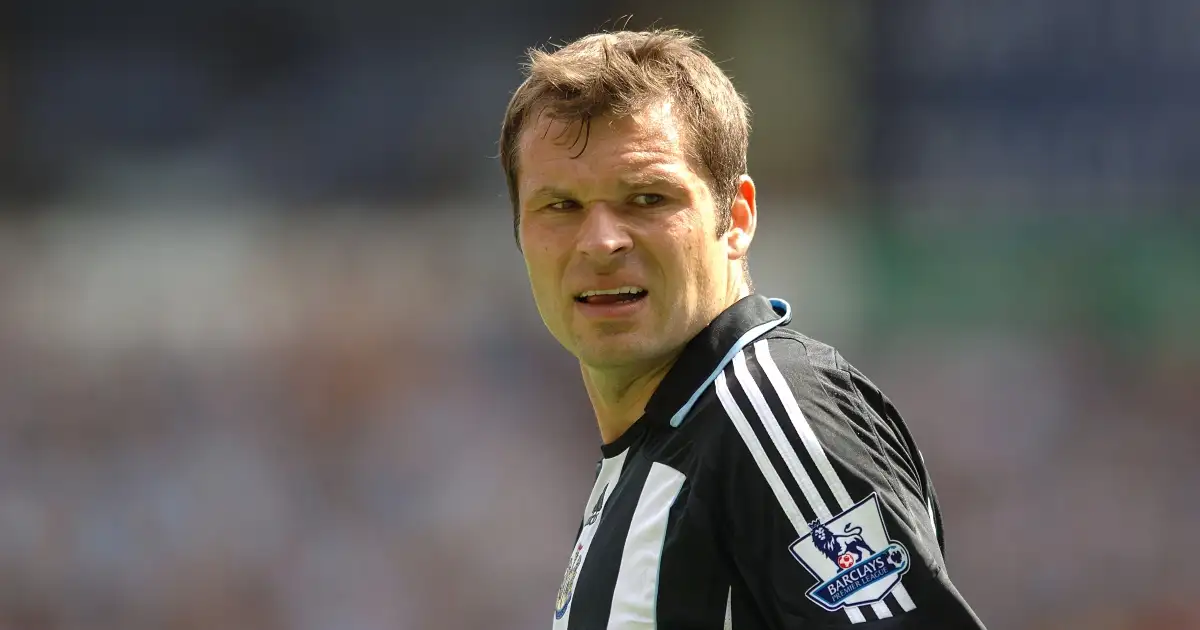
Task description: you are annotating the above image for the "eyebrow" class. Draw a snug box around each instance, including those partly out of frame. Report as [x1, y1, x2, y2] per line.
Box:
[526, 186, 576, 202]
[526, 173, 685, 200]
[616, 172, 686, 190]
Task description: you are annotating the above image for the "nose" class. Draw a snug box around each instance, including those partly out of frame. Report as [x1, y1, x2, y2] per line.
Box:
[576, 204, 632, 264]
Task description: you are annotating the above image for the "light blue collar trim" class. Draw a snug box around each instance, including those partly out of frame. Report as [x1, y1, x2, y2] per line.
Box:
[668, 298, 792, 428]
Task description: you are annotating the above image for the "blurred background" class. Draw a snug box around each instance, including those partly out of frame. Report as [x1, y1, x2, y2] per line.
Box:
[1, 1, 1197, 628]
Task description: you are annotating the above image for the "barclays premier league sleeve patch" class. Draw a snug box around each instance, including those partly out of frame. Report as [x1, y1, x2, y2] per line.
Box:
[789, 493, 911, 612]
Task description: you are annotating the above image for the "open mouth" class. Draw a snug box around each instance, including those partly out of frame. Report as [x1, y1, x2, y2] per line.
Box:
[575, 286, 648, 306]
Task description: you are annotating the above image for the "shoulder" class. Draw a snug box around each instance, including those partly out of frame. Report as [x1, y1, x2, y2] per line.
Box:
[676, 329, 984, 627]
[683, 329, 860, 449]
[710, 329, 888, 440]
[756, 328, 888, 401]
[699, 329, 868, 461]
[695, 328, 930, 535]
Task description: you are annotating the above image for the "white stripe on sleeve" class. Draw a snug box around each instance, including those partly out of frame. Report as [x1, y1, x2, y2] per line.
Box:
[733, 351, 885, 622]
[754, 340, 916, 613]
[717, 371, 868, 625]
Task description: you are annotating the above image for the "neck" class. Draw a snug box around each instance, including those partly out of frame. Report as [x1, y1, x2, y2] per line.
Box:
[581, 351, 680, 446]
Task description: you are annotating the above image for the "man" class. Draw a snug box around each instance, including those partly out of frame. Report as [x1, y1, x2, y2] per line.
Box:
[499, 29, 986, 629]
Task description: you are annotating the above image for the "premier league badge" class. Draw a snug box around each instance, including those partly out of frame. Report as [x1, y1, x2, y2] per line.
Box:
[789, 493, 911, 611]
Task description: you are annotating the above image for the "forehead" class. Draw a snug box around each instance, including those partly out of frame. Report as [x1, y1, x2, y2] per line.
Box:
[516, 102, 700, 191]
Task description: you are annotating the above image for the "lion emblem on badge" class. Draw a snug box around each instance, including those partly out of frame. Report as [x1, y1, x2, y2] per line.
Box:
[790, 493, 912, 611]
[808, 519, 875, 570]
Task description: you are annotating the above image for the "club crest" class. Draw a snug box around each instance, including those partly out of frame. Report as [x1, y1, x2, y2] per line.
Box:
[789, 493, 910, 611]
[554, 543, 584, 619]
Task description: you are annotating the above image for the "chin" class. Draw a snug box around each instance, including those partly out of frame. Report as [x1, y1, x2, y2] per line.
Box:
[572, 334, 662, 369]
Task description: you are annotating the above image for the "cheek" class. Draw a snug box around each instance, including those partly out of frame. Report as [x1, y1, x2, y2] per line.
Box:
[669, 216, 711, 271]
[653, 222, 705, 304]
[523, 237, 567, 297]
[525, 250, 555, 287]
[676, 220, 724, 298]
[664, 215, 699, 255]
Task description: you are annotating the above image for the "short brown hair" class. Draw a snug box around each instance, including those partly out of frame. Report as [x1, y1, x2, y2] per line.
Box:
[499, 29, 751, 245]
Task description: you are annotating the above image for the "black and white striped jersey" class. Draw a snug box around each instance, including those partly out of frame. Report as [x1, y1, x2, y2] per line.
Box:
[552, 294, 985, 629]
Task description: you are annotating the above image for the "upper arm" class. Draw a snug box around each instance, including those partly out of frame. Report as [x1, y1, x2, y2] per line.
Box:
[712, 337, 984, 628]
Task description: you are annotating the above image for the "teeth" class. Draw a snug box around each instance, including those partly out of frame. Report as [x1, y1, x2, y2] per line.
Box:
[578, 286, 645, 298]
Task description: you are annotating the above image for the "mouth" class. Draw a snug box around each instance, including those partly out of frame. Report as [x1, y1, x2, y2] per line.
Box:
[574, 286, 649, 306]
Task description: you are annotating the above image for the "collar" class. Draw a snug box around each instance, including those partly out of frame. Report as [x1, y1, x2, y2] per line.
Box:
[599, 294, 791, 458]
[647, 293, 791, 426]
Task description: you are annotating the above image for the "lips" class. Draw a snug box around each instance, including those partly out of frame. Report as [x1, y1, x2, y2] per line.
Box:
[574, 286, 648, 305]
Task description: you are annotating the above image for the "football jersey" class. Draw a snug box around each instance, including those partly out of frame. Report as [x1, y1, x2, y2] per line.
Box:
[552, 294, 985, 629]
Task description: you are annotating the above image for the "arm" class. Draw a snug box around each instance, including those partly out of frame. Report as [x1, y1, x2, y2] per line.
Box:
[714, 338, 985, 628]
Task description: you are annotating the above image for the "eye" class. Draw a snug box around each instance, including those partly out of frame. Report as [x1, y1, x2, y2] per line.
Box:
[631, 193, 665, 207]
[547, 200, 581, 211]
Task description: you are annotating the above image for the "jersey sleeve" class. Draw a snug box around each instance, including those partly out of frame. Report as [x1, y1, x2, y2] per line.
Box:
[712, 337, 985, 628]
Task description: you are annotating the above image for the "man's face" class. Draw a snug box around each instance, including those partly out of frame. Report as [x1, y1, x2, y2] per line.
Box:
[516, 101, 747, 370]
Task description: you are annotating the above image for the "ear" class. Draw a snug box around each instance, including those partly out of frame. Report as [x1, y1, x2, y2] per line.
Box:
[725, 175, 757, 262]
